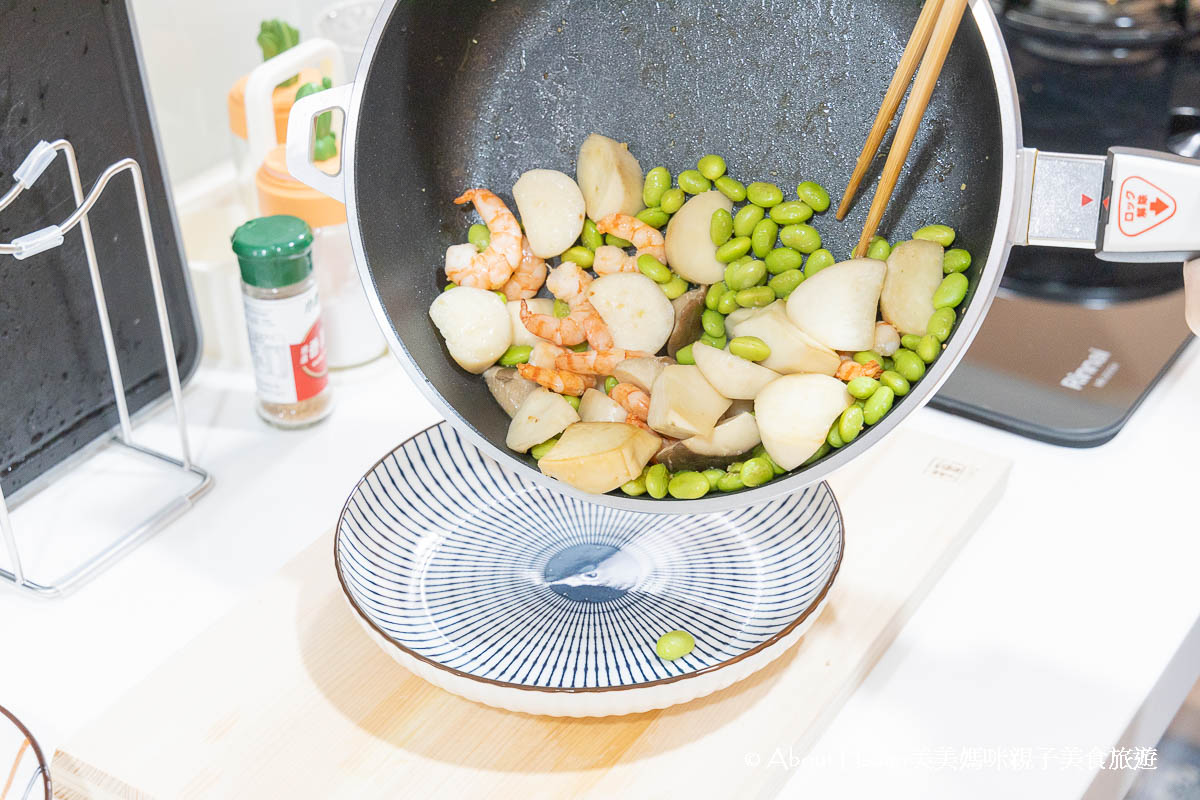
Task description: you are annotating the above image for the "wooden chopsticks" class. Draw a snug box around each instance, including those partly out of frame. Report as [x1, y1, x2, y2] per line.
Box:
[840, 0, 971, 257]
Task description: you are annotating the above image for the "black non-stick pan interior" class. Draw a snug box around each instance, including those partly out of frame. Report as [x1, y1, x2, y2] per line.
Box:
[353, 0, 1003, 468]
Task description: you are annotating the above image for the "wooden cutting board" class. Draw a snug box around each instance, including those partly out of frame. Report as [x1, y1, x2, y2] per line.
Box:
[51, 430, 1010, 800]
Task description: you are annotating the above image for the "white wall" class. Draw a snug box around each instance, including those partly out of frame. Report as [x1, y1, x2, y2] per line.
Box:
[129, 0, 370, 186]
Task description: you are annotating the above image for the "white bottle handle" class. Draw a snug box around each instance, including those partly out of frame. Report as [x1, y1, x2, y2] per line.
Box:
[285, 84, 353, 203]
[243, 38, 346, 172]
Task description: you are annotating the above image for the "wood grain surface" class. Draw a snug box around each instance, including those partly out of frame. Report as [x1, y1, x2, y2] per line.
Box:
[52, 430, 1009, 799]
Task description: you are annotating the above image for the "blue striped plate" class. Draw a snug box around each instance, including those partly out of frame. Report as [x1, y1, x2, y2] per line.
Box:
[335, 422, 844, 716]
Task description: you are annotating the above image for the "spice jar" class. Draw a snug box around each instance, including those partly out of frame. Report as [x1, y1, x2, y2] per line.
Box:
[231, 215, 333, 428]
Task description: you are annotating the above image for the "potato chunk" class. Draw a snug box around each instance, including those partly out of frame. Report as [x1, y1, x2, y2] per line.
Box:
[506, 388, 580, 453]
[785, 258, 886, 351]
[429, 287, 512, 374]
[646, 365, 732, 439]
[881, 239, 944, 335]
[576, 134, 644, 221]
[512, 169, 586, 258]
[726, 301, 841, 376]
[664, 191, 733, 284]
[538, 422, 661, 494]
[754, 374, 852, 469]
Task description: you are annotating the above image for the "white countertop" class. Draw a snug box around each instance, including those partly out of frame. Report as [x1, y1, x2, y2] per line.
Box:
[1, 341, 1197, 799]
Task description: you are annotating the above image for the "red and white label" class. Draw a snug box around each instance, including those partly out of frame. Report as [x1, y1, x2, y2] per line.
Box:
[1117, 176, 1176, 237]
[243, 285, 328, 404]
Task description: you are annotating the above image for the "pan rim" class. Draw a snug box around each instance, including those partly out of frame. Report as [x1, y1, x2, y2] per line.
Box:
[342, 0, 1022, 513]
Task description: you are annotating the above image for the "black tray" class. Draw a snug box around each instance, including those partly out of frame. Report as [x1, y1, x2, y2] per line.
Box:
[0, 0, 201, 501]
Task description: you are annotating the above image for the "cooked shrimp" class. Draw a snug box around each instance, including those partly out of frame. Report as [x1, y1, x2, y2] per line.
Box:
[517, 364, 589, 396]
[610, 382, 651, 421]
[626, 415, 654, 433]
[835, 359, 883, 380]
[592, 244, 638, 276]
[520, 262, 614, 350]
[596, 213, 667, 264]
[554, 348, 651, 376]
[446, 189, 522, 290]
[502, 237, 548, 300]
[530, 341, 570, 369]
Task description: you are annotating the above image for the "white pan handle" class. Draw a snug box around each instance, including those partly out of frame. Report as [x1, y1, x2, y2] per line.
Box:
[285, 84, 352, 203]
[1013, 147, 1200, 263]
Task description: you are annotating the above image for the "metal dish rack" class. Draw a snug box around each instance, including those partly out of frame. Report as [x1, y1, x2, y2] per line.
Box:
[0, 139, 211, 597]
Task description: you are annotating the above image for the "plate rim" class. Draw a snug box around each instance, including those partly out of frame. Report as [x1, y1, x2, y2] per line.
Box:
[333, 421, 845, 695]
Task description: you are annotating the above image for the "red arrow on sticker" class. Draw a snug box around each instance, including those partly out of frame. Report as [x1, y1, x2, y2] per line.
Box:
[1102, 196, 1110, 210]
[1081, 194, 1093, 207]
[1150, 197, 1169, 215]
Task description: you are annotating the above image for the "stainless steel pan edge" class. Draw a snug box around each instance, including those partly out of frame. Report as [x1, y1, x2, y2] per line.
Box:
[302, 0, 1022, 513]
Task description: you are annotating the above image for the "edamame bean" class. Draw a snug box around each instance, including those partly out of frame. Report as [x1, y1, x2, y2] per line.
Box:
[678, 169, 711, 194]
[715, 236, 752, 263]
[637, 254, 673, 284]
[769, 201, 813, 225]
[656, 629, 695, 660]
[554, 299, 570, 318]
[838, 405, 865, 443]
[675, 343, 696, 365]
[729, 335, 771, 361]
[881, 356, 894, 371]
[716, 471, 745, 492]
[530, 437, 559, 460]
[468, 223, 491, 251]
[768, 269, 804, 299]
[746, 181, 783, 207]
[880, 370, 910, 396]
[913, 224, 956, 247]
[498, 345, 532, 366]
[796, 180, 831, 212]
[660, 188, 686, 214]
[606, 233, 633, 249]
[700, 332, 727, 349]
[805, 248, 835, 275]
[715, 176, 747, 202]
[444, 282, 457, 292]
[943, 248, 972, 274]
[636, 207, 670, 228]
[740, 457, 774, 487]
[701, 308, 726, 339]
[927, 307, 955, 342]
[697, 154, 727, 180]
[604, 376, 619, 393]
[827, 423, 844, 448]
[569, 341, 589, 352]
[865, 236, 891, 261]
[724, 258, 767, 290]
[561, 245, 595, 268]
[736, 286, 776, 308]
[661, 274, 689, 299]
[643, 166, 671, 207]
[779, 223, 822, 253]
[765, 247, 803, 274]
[862, 385, 894, 425]
[728, 254, 754, 267]
[620, 474, 647, 496]
[564, 394, 581, 410]
[853, 350, 883, 365]
[580, 219, 603, 250]
[716, 290, 740, 315]
[916, 334, 941, 364]
[900, 334, 922, 351]
[727, 462, 743, 473]
[751, 219, 779, 258]
[892, 349, 926, 382]
[701, 468, 724, 489]
[803, 441, 832, 466]
[705, 281, 727, 311]
[668, 470, 711, 499]
[733, 204, 765, 237]
[710, 208, 734, 246]
[644, 463, 669, 499]
[494, 291, 509, 304]
[846, 376, 880, 399]
[933, 273, 968, 309]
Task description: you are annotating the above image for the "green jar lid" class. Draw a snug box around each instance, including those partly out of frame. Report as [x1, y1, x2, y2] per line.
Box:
[231, 215, 314, 288]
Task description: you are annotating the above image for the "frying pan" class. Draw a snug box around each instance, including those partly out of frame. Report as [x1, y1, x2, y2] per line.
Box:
[285, 0, 1193, 511]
